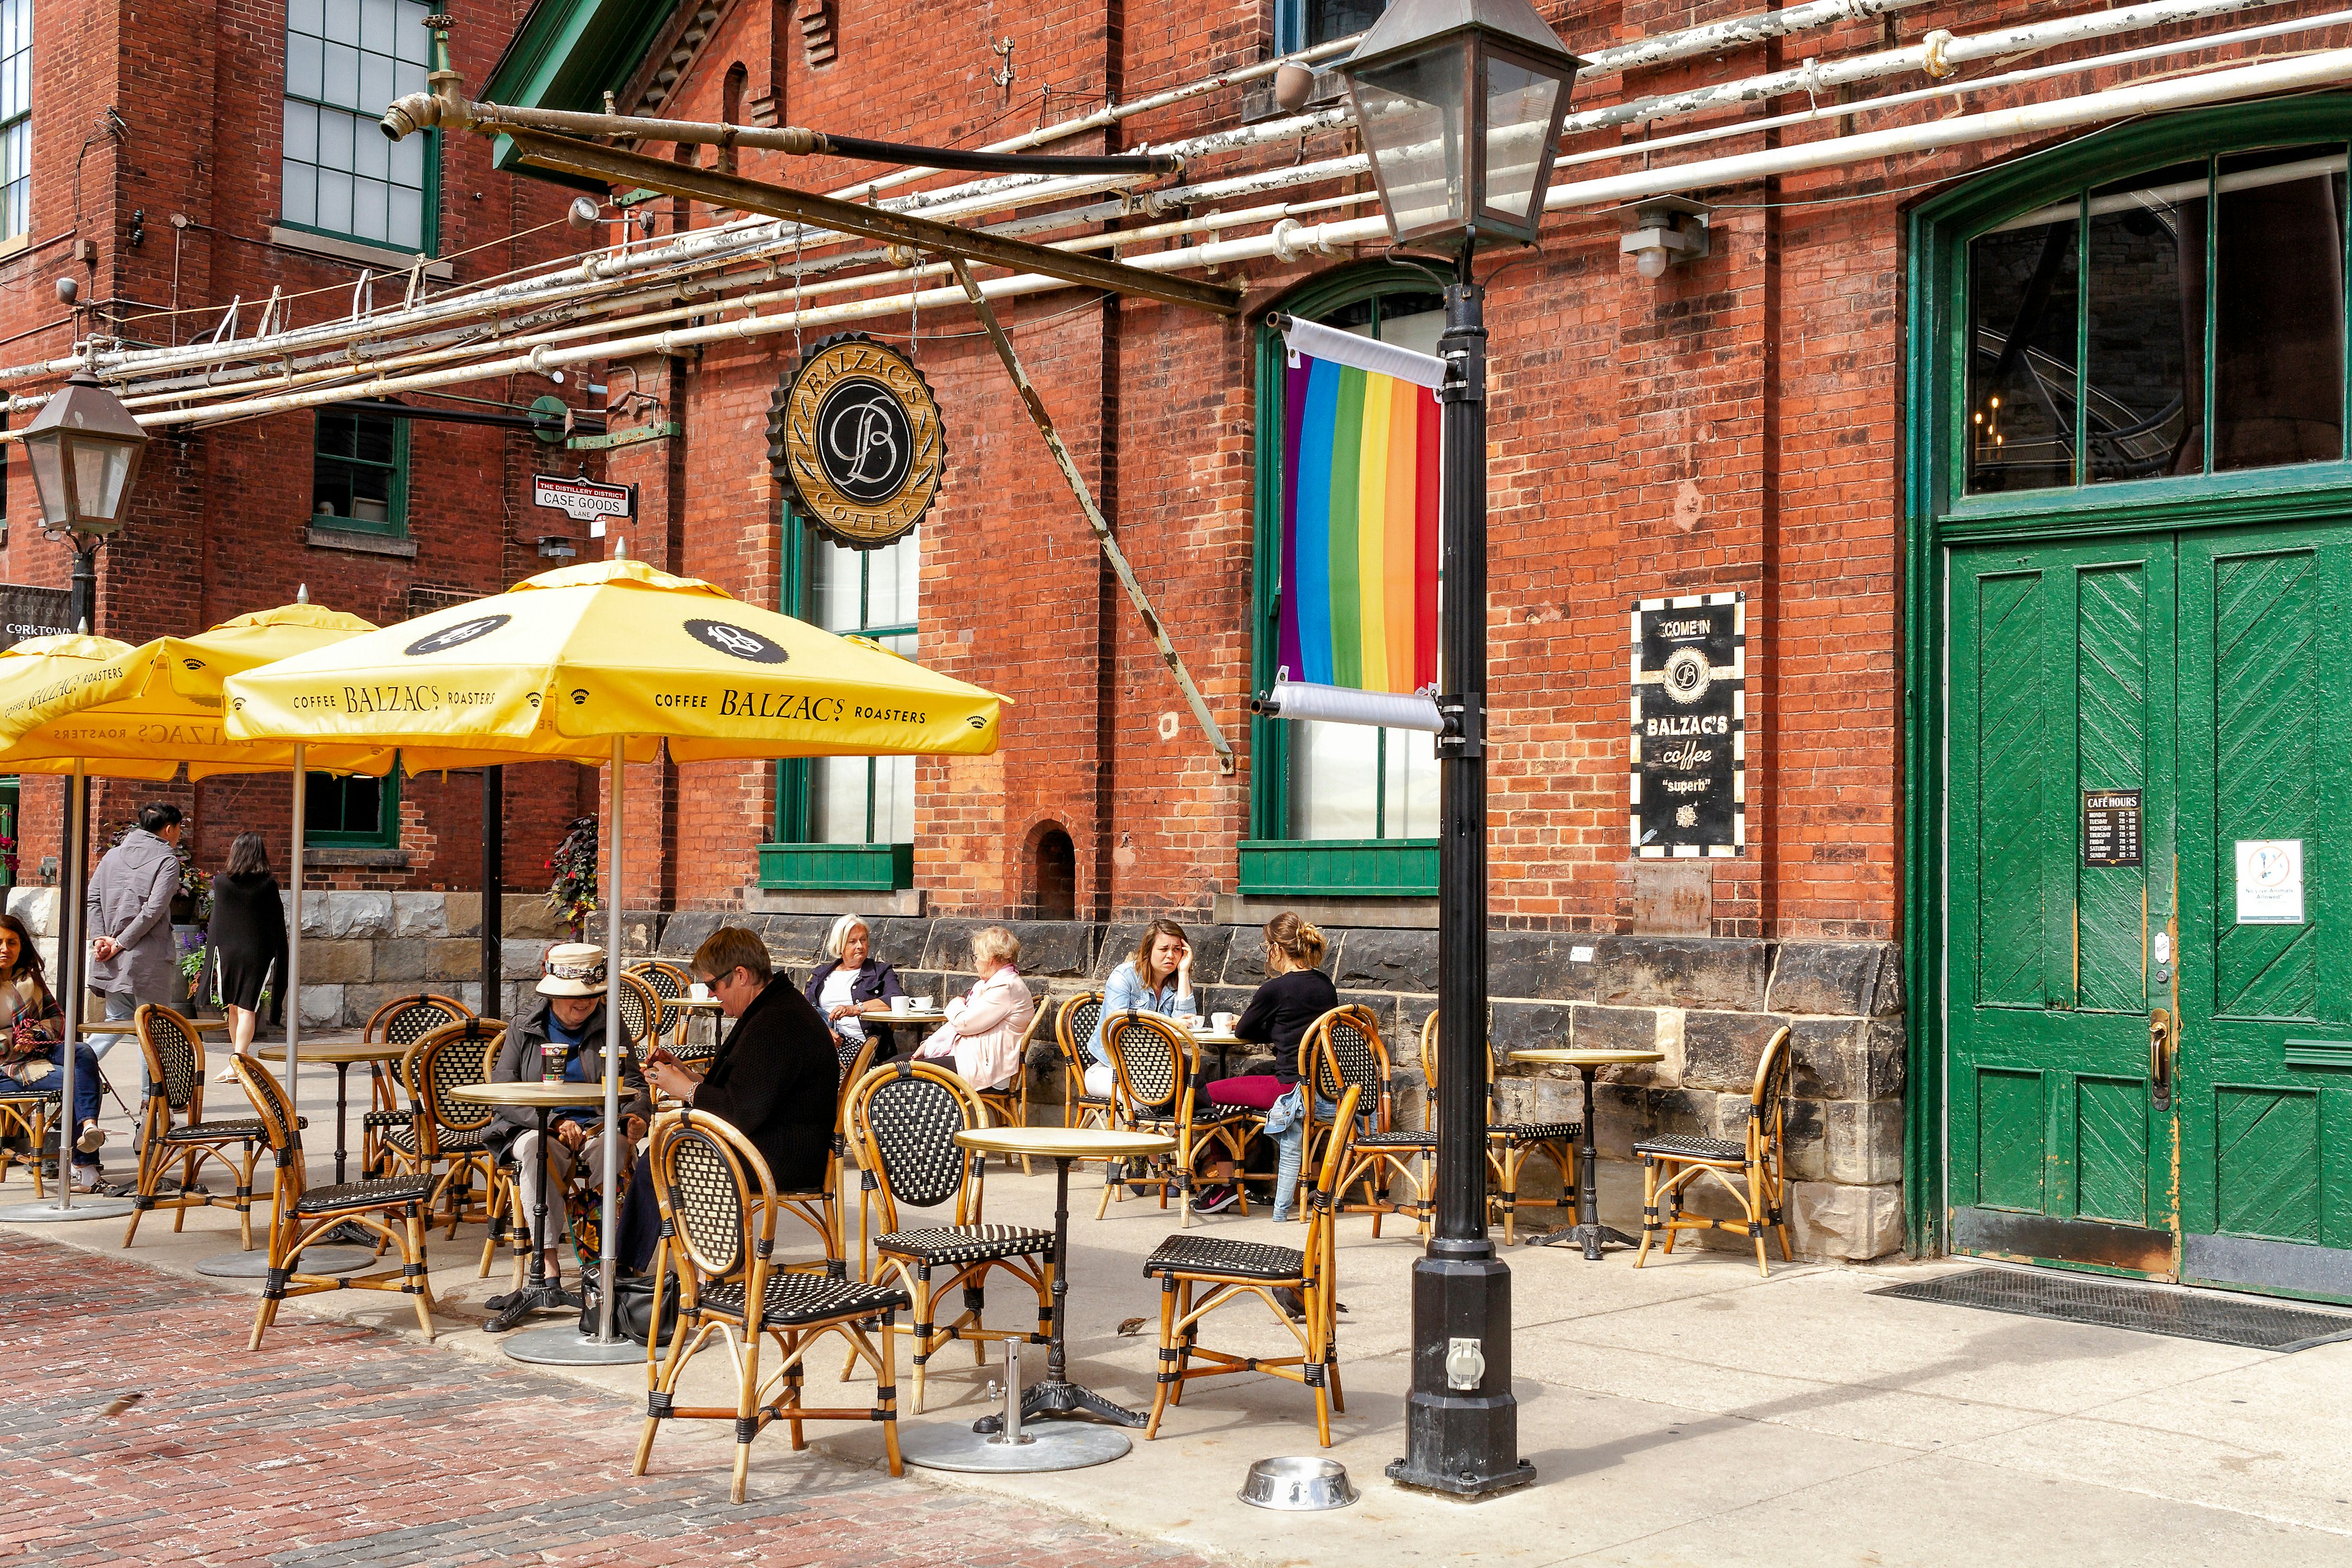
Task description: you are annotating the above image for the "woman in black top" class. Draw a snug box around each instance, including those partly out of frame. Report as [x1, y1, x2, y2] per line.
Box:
[206, 832, 287, 1083]
[1193, 912, 1337, 1216]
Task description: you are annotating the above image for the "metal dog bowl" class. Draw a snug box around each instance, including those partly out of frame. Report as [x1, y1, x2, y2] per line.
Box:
[1238, 1456, 1359, 1511]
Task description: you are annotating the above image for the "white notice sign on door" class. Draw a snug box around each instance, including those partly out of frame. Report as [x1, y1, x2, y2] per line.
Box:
[2234, 839, 2305, 924]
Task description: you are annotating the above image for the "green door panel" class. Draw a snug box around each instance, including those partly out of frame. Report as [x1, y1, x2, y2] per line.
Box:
[2176, 523, 2352, 1298]
[1947, 537, 2174, 1260]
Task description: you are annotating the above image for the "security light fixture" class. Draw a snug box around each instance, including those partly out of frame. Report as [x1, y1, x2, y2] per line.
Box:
[1621, 197, 1711, 279]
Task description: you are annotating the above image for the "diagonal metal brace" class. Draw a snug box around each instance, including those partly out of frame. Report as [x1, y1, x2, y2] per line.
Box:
[946, 255, 1236, 775]
[502, 130, 1242, 318]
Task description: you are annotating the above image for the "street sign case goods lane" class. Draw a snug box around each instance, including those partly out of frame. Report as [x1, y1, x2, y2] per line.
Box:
[532, 473, 633, 537]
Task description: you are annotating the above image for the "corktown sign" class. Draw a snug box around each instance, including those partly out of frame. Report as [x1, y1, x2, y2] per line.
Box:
[768, 334, 946, 548]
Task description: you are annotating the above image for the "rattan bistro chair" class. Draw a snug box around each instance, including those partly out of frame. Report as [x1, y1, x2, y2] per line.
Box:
[1635, 1025, 1794, 1278]
[389, 1022, 505, 1236]
[846, 1061, 1053, 1412]
[360, 993, 473, 1178]
[1053, 991, 1112, 1135]
[1299, 1006, 1427, 1234]
[974, 1002, 1051, 1173]
[1099, 1011, 1252, 1226]
[633, 1109, 907, 1502]
[1143, 1084, 1363, 1447]
[0, 1082, 58, 1196]
[1419, 1011, 1580, 1245]
[230, 1054, 439, 1351]
[123, 1005, 268, 1251]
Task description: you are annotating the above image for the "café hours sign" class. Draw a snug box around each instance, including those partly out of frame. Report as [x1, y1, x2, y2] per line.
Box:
[1631, 591, 1744, 858]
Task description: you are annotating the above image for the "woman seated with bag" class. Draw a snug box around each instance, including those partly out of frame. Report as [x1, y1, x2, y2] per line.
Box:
[913, 925, 1033, 1093]
[1191, 912, 1336, 1219]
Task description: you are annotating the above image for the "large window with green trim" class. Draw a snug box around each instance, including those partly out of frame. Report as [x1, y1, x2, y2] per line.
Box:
[764, 520, 919, 889]
[305, 769, 399, 850]
[312, 408, 409, 535]
[1247, 268, 1444, 897]
[282, 0, 437, 254]
[1964, 142, 2349, 497]
[0, 0, 31, 244]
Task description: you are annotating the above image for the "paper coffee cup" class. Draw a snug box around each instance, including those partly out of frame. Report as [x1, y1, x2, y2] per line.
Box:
[890, 995, 909, 1014]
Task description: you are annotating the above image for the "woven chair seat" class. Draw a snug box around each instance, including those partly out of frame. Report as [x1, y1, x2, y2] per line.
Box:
[1144, 1232, 1306, 1283]
[362, 1109, 413, 1129]
[293, 1175, 437, 1215]
[1353, 1129, 1437, 1149]
[1490, 1121, 1581, 1144]
[159, 1118, 273, 1145]
[876, 1223, 1053, 1267]
[0, 1084, 60, 1100]
[697, 1271, 911, 1327]
[1633, 1133, 1744, 1164]
[383, 1124, 490, 1157]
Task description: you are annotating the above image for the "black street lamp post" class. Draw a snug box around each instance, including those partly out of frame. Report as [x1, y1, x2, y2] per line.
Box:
[1338, 0, 1578, 1500]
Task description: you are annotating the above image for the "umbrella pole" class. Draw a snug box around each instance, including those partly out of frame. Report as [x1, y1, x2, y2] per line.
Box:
[60, 761, 84, 1211]
[287, 745, 304, 1136]
[598, 734, 624, 1344]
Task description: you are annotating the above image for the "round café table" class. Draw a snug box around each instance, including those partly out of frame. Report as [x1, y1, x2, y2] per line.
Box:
[1509, 1047, 1665, 1261]
[897, 1125, 1174, 1476]
[448, 1080, 641, 1366]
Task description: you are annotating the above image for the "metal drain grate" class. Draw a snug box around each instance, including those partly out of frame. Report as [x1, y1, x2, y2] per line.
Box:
[1872, 1267, 2352, 1352]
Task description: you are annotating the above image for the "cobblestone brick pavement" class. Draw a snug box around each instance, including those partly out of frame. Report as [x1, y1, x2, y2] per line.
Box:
[0, 1232, 1214, 1567]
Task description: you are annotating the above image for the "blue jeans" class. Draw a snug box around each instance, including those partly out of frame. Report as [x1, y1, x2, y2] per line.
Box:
[7, 1043, 104, 1166]
[1268, 1090, 1338, 1221]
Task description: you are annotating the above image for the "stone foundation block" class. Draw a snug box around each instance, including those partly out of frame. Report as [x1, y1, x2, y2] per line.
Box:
[1766, 941, 1902, 1019]
[1490, 1000, 1572, 1056]
[325, 892, 395, 941]
[1681, 1009, 1793, 1093]
[300, 940, 373, 984]
[1591, 937, 1769, 1011]
[1789, 1180, 1904, 1260]
[296, 984, 344, 1028]
[1330, 927, 1438, 993]
[1789, 1017, 1905, 1101]
[390, 892, 448, 939]
[439, 894, 481, 939]
[1822, 1098, 1904, 1185]
[501, 895, 572, 941]
[6, 888, 56, 937]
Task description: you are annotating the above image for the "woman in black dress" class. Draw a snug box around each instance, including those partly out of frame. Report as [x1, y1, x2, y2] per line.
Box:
[206, 832, 287, 1082]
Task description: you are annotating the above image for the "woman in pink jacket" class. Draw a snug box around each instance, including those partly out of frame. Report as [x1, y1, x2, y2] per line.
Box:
[914, 925, 1034, 1092]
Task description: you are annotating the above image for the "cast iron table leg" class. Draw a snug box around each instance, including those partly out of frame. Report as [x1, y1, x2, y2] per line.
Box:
[486, 1104, 579, 1332]
[1528, 1063, 1641, 1257]
[974, 1155, 1147, 1431]
[318, 1061, 376, 1245]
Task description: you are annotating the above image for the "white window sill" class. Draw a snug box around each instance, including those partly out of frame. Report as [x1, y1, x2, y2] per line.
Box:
[268, 225, 453, 279]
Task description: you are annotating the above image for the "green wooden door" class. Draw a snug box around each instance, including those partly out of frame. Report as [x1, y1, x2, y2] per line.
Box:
[1947, 536, 2179, 1275]
[2174, 524, 2352, 1300]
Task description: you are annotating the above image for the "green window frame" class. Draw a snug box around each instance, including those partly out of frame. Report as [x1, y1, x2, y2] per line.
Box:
[312, 408, 409, 535]
[0, 0, 29, 243]
[282, 0, 440, 255]
[1274, 0, 1384, 56]
[1245, 263, 1444, 899]
[762, 511, 920, 891]
[305, 768, 401, 850]
[1902, 97, 2352, 1259]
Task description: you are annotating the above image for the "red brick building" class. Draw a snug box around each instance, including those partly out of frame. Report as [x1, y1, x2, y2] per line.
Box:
[0, 0, 603, 902]
[48, 0, 2352, 1285]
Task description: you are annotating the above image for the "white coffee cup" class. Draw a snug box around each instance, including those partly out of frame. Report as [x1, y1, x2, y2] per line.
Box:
[688, 982, 709, 1001]
[911, 996, 935, 1012]
[1212, 1011, 1237, 1033]
[890, 995, 910, 1015]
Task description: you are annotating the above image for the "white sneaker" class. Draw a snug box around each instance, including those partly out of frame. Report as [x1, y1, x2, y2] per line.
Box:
[74, 1121, 107, 1155]
[69, 1166, 105, 1193]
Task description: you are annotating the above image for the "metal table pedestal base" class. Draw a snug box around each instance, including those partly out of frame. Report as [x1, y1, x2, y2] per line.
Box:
[195, 1245, 374, 1278]
[900, 1421, 1131, 1473]
[1526, 1221, 1641, 1258]
[500, 1325, 644, 1365]
[0, 1196, 135, 1223]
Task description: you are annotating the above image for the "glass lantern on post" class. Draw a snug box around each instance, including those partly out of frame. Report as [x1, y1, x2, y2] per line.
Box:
[22, 369, 149, 541]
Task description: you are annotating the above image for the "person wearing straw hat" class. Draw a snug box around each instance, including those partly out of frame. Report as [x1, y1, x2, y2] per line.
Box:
[484, 943, 650, 1285]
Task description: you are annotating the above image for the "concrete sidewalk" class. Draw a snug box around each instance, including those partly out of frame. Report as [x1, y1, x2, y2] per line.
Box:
[12, 1061, 2352, 1567]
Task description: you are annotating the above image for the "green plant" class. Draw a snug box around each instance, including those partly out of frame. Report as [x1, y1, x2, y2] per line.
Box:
[545, 816, 597, 938]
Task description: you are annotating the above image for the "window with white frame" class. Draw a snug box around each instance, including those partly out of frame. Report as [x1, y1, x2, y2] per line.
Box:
[0, 0, 30, 242]
[805, 530, 919, 845]
[283, 0, 435, 253]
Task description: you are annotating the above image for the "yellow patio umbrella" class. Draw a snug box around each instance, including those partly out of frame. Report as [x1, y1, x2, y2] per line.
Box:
[223, 558, 1011, 1357]
[0, 609, 397, 1225]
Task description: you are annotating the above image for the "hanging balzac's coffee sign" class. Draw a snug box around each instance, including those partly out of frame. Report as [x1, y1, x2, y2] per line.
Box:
[767, 333, 947, 549]
[1631, 590, 1746, 858]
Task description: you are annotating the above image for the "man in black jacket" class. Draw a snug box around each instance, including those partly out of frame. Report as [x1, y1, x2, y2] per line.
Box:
[644, 925, 839, 1196]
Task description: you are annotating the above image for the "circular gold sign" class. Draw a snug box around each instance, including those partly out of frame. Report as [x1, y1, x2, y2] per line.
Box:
[768, 334, 946, 548]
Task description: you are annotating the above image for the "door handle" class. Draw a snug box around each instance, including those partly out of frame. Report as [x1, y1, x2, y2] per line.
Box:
[2149, 1007, 2173, 1112]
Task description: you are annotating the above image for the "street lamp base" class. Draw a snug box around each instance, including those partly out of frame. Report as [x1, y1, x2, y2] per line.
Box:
[1385, 1453, 1536, 1498]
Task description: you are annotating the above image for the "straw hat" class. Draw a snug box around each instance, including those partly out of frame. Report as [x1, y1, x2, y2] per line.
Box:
[538, 942, 607, 997]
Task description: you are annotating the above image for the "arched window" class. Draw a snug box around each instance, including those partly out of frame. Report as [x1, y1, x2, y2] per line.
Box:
[1031, 826, 1076, 920]
[1245, 265, 1443, 899]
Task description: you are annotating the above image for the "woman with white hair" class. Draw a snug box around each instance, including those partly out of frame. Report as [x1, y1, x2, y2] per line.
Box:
[913, 925, 1033, 1093]
[803, 913, 906, 1060]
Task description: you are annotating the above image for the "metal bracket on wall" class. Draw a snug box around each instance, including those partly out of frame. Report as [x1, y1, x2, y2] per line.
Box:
[946, 255, 1237, 775]
[568, 421, 680, 451]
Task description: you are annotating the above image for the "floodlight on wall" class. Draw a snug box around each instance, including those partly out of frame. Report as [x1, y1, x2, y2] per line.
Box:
[1621, 197, 1710, 279]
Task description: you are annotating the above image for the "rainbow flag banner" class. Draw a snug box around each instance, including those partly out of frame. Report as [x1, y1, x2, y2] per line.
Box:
[1276, 315, 1446, 701]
